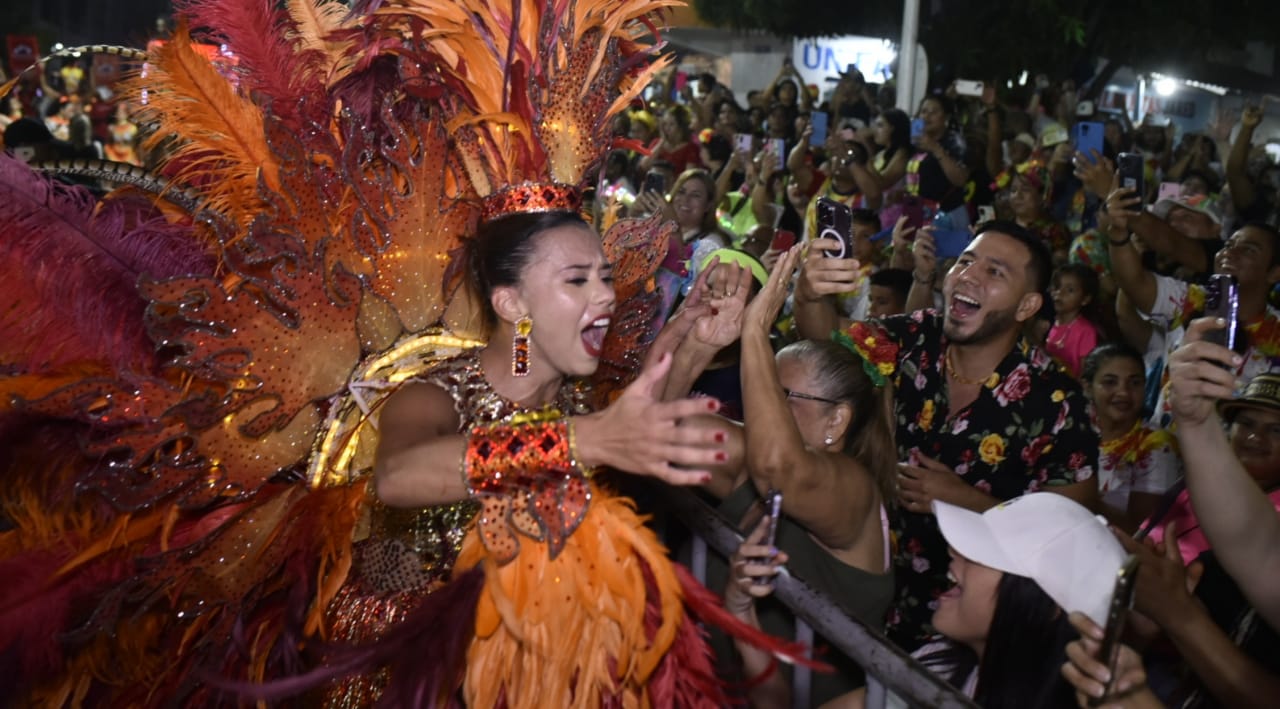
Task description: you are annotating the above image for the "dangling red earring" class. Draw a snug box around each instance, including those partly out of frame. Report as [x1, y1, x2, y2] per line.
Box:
[512, 315, 532, 376]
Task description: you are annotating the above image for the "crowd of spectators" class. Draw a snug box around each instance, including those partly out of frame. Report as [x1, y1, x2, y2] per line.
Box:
[1, 49, 148, 189]
[7, 38, 1280, 708]
[592, 56, 1280, 708]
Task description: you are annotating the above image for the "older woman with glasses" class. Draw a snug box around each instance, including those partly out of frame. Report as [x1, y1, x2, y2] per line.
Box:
[699, 249, 899, 706]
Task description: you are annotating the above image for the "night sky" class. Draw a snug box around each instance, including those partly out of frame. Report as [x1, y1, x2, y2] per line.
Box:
[23, 0, 174, 47]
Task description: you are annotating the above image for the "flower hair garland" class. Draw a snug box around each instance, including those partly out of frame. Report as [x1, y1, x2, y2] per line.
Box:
[832, 322, 899, 387]
[991, 159, 1053, 202]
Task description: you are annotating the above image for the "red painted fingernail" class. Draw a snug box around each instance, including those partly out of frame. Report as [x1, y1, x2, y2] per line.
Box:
[714, 431, 726, 443]
[707, 399, 719, 410]
[711, 307, 719, 315]
[716, 452, 727, 462]
[701, 474, 712, 483]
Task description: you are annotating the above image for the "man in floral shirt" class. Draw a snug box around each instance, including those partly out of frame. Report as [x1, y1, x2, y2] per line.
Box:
[796, 221, 1100, 649]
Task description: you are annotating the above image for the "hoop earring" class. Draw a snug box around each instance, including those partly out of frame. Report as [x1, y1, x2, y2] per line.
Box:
[512, 315, 532, 377]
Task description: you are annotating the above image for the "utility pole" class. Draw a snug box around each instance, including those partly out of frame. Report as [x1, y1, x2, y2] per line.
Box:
[897, 0, 920, 112]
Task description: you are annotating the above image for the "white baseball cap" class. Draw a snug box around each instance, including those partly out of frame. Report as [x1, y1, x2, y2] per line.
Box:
[933, 493, 1126, 625]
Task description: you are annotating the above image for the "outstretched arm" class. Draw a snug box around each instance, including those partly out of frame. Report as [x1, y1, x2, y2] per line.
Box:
[739, 247, 879, 548]
[1100, 178, 1159, 314]
[1226, 106, 1261, 209]
[1168, 318, 1280, 629]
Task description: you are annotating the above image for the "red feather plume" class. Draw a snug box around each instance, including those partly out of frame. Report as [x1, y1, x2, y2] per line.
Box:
[0, 155, 211, 375]
[176, 0, 326, 129]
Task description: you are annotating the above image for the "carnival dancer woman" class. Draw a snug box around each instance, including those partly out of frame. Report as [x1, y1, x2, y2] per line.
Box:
[0, 0, 816, 705]
[331, 209, 740, 707]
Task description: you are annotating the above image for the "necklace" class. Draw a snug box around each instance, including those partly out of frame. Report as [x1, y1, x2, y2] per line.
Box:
[945, 346, 994, 386]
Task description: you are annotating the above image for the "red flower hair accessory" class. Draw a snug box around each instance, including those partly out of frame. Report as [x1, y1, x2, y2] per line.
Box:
[832, 321, 899, 387]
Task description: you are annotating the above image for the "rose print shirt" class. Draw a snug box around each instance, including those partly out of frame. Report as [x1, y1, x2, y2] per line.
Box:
[871, 310, 1100, 650]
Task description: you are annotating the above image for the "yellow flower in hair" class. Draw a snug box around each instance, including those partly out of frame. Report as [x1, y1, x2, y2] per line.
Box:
[1051, 389, 1065, 403]
[918, 400, 935, 432]
[979, 433, 1006, 465]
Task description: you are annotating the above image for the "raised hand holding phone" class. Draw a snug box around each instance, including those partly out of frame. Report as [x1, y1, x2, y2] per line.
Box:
[724, 511, 790, 615]
[910, 226, 938, 285]
[809, 111, 830, 147]
[755, 489, 784, 583]
[1202, 274, 1245, 357]
[816, 197, 855, 258]
[1163, 316, 1242, 428]
[1073, 122, 1104, 163]
[1102, 172, 1144, 232]
[1117, 152, 1145, 200]
[1087, 555, 1140, 706]
[1063, 612, 1155, 708]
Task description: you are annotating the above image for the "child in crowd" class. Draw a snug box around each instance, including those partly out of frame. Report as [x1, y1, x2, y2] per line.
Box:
[867, 268, 913, 319]
[1081, 344, 1180, 531]
[1045, 263, 1103, 376]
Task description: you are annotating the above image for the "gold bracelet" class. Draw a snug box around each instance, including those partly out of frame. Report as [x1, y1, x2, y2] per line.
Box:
[566, 418, 599, 479]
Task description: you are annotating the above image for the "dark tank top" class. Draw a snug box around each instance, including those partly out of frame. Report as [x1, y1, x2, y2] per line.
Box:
[704, 482, 895, 707]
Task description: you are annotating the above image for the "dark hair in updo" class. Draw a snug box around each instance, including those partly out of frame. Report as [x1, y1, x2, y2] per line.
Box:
[464, 210, 590, 335]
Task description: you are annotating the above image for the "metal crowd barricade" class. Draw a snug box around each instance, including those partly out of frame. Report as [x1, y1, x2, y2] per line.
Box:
[661, 487, 978, 709]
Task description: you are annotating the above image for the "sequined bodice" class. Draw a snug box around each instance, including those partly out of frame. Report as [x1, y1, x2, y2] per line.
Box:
[363, 349, 590, 591]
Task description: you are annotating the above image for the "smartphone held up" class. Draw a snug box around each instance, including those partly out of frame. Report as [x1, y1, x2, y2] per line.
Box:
[642, 171, 667, 195]
[816, 197, 854, 258]
[752, 489, 784, 585]
[1203, 274, 1246, 357]
[1089, 554, 1139, 707]
[1117, 152, 1144, 199]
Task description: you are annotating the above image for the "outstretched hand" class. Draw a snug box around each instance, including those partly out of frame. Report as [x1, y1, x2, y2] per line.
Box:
[575, 352, 728, 486]
[743, 244, 801, 334]
[690, 259, 754, 349]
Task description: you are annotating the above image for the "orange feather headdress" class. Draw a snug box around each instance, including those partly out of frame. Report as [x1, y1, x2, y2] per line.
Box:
[368, 0, 678, 221]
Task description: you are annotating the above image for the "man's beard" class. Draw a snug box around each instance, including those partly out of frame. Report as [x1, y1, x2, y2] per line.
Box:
[943, 302, 1020, 345]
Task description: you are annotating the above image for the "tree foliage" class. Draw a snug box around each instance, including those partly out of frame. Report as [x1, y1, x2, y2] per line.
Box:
[689, 0, 1280, 87]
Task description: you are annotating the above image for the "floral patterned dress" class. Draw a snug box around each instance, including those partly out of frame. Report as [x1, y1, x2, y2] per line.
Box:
[871, 310, 1100, 649]
[1097, 421, 1180, 513]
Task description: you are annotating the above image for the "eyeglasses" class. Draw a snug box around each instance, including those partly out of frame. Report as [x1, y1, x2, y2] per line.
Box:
[783, 387, 842, 405]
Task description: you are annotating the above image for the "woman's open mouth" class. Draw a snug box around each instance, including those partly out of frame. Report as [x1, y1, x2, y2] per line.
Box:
[581, 317, 610, 358]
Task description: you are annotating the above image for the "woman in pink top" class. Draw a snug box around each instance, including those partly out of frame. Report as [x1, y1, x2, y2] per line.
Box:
[1147, 372, 1280, 564]
[1045, 264, 1103, 376]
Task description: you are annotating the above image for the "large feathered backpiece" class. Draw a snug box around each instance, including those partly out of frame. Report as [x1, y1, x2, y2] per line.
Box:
[0, 6, 477, 705]
[0, 0, 678, 704]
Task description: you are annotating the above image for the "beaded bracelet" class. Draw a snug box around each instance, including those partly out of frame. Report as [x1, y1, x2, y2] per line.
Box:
[463, 408, 592, 562]
[464, 410, 575, 494]
[565, 418, 599, 479]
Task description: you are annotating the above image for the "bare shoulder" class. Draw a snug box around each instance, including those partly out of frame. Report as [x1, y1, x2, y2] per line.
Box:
[377, 380, 463, 443]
